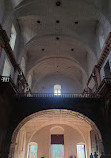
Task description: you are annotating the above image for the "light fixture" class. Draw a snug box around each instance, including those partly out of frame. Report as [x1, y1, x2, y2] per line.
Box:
[56, 1, 61, 6]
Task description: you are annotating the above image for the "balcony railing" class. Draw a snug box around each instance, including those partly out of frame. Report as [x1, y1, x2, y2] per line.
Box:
[0, 25, 31, 93]
[97, 78, 111, 92]
[0, 76, 19, 93]
[1, 76, 10, 82]
[16, 93, 101, 98]
[0, 75, 32, 94]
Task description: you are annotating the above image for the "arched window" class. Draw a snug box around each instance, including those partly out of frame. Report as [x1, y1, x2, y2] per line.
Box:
[28, 142, 38, 158]
[10, 24, 16, 50]
[54, 84, 61, 95]
[20, 57, 25, 75]
[28, 75, 32, 88]
[2, 58, 11, 76]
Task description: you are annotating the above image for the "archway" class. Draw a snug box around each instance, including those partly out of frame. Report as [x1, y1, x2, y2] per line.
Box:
[9, 109, 104, 158]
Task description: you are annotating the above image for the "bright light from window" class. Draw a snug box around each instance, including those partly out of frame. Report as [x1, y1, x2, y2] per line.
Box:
[10, 24, 16, 50]
[77, 145, 86, 158]
[28, 75, 32, 88]
[2, 58, 11, 76]
[28, 144, 38, 158]
[51, 144, 64, 158]
[54, 85, 61, 95]
[20, 57, 25, 75]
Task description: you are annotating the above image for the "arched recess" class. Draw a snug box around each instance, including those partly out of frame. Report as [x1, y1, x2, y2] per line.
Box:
[9, 109, 103, 158]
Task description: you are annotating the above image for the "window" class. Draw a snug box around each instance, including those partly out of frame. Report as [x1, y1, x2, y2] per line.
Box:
[10, 24, 16, 50]
[28, 142, 38, 158]
[20, 57, 25, 75]
[51, 144, 64, 158]
[77, 145, 86, 158]
[28, 75, 32, 89]
[2, 58, 11, 76]
[99, 35, 104, 49]
[99, 27, 105, 50]
[54, 84, 61, 95]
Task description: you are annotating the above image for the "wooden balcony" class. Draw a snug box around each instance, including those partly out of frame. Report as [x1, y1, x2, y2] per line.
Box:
[0, 76, 19, 94]
[16, 92, 101, 99]
[97, 78, 111, 98]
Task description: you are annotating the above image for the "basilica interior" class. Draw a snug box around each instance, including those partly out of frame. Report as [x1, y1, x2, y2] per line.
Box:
[0, 0, 111, 158]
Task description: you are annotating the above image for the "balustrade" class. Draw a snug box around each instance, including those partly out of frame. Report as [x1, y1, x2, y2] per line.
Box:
[97, 78, 111, 92]
[0, 25, 31, 94]
[16, 92, 101, 98]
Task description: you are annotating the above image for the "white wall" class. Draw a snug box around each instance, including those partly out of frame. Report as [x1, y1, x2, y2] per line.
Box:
[32, 74, 83, 93]
[30, 124, 85, 158]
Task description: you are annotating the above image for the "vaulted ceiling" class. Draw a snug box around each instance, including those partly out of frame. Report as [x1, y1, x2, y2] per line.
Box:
[11, 0, 109, 92]
[18, 110, 93, 142]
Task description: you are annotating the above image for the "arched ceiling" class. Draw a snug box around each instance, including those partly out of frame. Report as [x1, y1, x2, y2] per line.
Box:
[29, 58, 87, 91]
[18, 110, 92, 142]
[26, 37, 89, 72]
[11, 110, 102, 147]
[24, 114, 91, 139]
[11, 0, 110, 92]
[12, 110, 102, 144]
[11, 0, 105, 12]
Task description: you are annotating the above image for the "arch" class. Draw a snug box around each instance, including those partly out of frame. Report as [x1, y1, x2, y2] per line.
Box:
[11, 109, 102, 142]
[25, 34, 95, 60]
[9, 109, 103, 158]
[27, 57, 87, 84]
[50, 126, 64, 134]
[28, 57, 88, 92]
[28, 57, 87, 76]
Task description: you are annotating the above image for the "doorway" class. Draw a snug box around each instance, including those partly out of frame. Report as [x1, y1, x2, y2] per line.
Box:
[51, 134, 64, 158]
[51, 144, 64, 158]
[77, 145, 86, 158]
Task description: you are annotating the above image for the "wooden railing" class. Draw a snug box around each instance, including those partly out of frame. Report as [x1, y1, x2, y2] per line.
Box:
[16, 93, 101, 98]
[0, 75, 32, 94]
[0, 25, 31, 93]
[86, 32, 111, 93]
[0, 76, 19, 93]
[97, 78, 111, 92]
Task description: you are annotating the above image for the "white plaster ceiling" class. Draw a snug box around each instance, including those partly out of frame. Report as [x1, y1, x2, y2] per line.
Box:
[11, 0, 109, 92]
